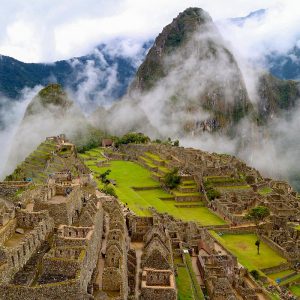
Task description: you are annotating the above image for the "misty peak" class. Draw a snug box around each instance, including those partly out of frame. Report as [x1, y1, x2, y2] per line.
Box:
[24, 83, 73, 118]
[176, 7, 212, 23]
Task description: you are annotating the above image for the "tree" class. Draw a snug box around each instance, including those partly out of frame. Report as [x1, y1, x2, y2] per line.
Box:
[99, 170, 111, 184]
[101, 185, 117, 197]
[115, 132, 150, 147]
[246, 206, 270, 255]
[173, 140, 179, 147]
[204, 182, 221, 201]
[250, 270, 259, 281]
[164, 168, 181, 189]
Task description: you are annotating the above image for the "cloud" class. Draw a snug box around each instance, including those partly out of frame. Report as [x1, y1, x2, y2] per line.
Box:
[218, 0, 300, 64]
[105, 21, 250, 138]
[0, 86, 42, 179]
[0, 0, 287, 63]
[68, 50, 120, 111]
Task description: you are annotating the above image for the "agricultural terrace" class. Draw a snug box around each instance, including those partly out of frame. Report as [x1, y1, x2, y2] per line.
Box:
[289, 285, 300, 297]
[211, 232, 287, 275]
[79, 148, 226, 226]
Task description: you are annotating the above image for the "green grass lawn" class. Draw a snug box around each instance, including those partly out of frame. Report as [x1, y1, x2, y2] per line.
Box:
[176, 266, 194, 300]
[268, 270, 295, 280]
[82, 154, 225, 226]
[211, 232, 287, 272]
[258, 187, 273, 195]
[279, 273, 300, 286]
[144, 152, 164, 162]
[289, 285, 300, 297]
[217, 185, 251, 190]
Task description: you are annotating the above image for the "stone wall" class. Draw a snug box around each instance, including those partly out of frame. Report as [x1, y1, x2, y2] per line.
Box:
[261, 236, 289, 259]
[0, 211, 54, 284]
[0, 279, 91, 300]
[0, 218, 17, 245]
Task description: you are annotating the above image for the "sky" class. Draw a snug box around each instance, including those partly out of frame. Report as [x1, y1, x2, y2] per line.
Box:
[0, 0, 299, 63]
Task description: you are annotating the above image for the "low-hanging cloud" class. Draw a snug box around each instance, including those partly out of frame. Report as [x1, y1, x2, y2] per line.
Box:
[0, 86, 42, 179]
[1, 2, 300, 192]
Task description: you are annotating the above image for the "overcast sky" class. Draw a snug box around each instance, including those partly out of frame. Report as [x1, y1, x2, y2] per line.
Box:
[0, 0, 299, 62]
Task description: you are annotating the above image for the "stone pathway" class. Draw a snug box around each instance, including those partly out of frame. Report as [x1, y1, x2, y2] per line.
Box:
[130, 242, 144, 299]
[191, 256, 204, 286]
[93, 213, 109, 295]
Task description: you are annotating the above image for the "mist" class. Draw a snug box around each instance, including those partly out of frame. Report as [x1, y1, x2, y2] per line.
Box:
[1, 5, 300, 192]
[0, 86, 41, 179]
[96, 18, 300, 190]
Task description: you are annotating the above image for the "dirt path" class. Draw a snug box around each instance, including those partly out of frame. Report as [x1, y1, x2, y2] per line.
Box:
[131, 242, 144, 299]
[93, 213, 109, 295]
[191, 256, 204, 286]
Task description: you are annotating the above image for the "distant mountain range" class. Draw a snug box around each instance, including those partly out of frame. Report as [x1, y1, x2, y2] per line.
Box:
[0, 8, 298, 107]
[230, 8, 267, 26]
[0, 42, 151, 101]
[267, 46, 300, 80]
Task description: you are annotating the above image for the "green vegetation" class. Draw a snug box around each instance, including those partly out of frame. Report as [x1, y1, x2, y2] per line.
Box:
[176, 267, 194, 300]
[184, 253, 205, 300]
[258, 187, 273, 195]
[246, 206, 270, 241]
[289, 285, 300, 297]
[204, 175, 250, 199]
[268, 269, 295, 280]
[6, 140, 57, 183]
[99, 170, 111, 184]
[279, 273, 300, 286]
[249, 270, 260, 280]
[204, 182, 221, 201]
[25, 84, 72, 117]
[80, 151, 226, 226]
[101, 185, 117, 197]
[115, 132, 150, 147]
[164, 168, 181, 189]
[211, 232, 287, 272]
[204, 176, 242, 184]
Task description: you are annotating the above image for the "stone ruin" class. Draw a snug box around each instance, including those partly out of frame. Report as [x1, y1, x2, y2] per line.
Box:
[1, 139, 300, 299]
[116, 143, 300, 266]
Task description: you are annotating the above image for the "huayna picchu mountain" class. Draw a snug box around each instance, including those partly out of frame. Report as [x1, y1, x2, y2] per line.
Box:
[128, 7, 253, 134]
[124, 7, 300, 135]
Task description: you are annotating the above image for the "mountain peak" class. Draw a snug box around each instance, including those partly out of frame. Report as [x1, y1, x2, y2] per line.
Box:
[24, 83, 73, 118]
[130, 7, 213, 92]
[177, 7, 211, 21]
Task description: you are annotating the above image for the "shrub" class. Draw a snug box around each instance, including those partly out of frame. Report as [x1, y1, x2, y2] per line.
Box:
[99, 170, 111, 184]
[173, 140, 179, 147]
[115, 132, 150, 147]
[204, 182, 221, 201]
[164, 168, 181, 189]
[206, 188, 221, 201]
[101, 185, 117, 197]
[250, 270, 260, 281]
